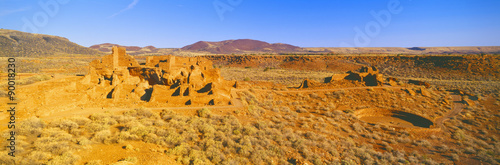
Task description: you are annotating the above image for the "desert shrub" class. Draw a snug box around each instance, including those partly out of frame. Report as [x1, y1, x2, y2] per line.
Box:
[296, 107, 308, 113]
[414, 140, 432, 148]
[197, 108, 212, 118]
[205, 146, 226, 164]
[33, 138, 71, 155]
[92, 130, 111, 143]
[169, 143, 190, 156]
[436, 144, 449, 153]
[280, 106, 291, 113]
[477, 149, 496, 163]
[85, 160, 103, 165]
[407, 156, 419, 164]
[449, 153, 459, 161]
[85, 123, 108, 133]
[420, 158, 438, 165]
[89, 113, 117, 125]
[452, 130, 467, 141]
[47, 152, 80, 165]
[76, 137, 92, 146]
[341, 158, 357, 165]
[463, 147, 476, 154]
[341, 126, 352, 133]
[310, 93, 321, 100]
[125, 108, 158, 119]
[17, 117, 46, 136]
[352, 123, 365, 134]
[161, 129, 183, 147]
[24, 151, 52, 165]
[33, 128, 73, 155]
[68, 117, 91, 126]
[49, 119, 79, 132]
[159, 110, 177, 122]
[118, 157, 138, 163]
[248, 105, 265, 117]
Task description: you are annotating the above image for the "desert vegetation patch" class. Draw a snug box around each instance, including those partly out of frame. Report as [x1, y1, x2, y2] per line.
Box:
[1, 48, 499, 164]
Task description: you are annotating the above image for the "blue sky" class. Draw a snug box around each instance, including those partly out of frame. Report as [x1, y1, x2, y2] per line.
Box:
[1, 0, 499, 48]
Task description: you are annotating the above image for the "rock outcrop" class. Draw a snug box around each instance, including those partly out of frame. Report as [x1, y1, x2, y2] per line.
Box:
[82, 46, 235, 106]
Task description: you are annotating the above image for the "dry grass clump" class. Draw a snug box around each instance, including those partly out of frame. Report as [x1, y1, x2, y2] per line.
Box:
[0, 117, 82, 165]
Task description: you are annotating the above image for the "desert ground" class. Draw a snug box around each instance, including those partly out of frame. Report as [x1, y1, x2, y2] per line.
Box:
[0, 49, 499, 165]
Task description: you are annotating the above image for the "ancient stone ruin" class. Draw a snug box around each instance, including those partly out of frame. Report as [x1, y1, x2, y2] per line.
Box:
[300, 66, 385, 88]
[342, 66, 384, 86]
[82, 46, 235, 106]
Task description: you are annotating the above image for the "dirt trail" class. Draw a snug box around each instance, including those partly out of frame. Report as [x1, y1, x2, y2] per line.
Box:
[434, 94, 464, 132]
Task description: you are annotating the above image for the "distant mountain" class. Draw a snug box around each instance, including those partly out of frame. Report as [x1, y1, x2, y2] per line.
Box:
[89, 43, 159, 55]
[181, 39, 302, 54]
[303, 46, 500, 55]
[0, 29, 103, 57]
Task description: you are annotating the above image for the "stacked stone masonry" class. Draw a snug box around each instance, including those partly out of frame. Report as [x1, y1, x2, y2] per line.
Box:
[82, 46, 235, 106]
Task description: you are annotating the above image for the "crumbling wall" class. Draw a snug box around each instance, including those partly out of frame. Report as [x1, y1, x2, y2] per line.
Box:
[82, 46, 234, 106]
[302, 66, 385, 88]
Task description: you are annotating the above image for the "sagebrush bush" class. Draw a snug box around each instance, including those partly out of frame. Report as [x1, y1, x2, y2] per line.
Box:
[89, 113, 118, 125]
[92, 130, 111, 143]
[47, 152, 80, 165]
[84, 160, 103, 165]
[24, 151, 52, 165]
[197, 108, 212, 118]
[17, 117, 46, 136]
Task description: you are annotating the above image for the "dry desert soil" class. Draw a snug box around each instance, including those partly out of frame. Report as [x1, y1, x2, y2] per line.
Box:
[0, 52, 499, 165]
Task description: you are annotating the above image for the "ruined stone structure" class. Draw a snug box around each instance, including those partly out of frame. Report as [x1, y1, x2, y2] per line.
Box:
[300, 66, 385, 88]
[343, 66, 384, 86]
[323, 66, 384, 86]
[82, 46, 235, 106]
[298, 79, 322, 88]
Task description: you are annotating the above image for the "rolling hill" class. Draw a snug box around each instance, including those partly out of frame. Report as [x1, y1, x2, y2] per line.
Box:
[0, 29, 103, 57]
[181, 39, 302, 54]
[89, 43, 161, 55]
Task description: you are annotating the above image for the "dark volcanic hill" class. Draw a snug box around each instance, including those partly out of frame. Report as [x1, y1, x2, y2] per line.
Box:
[181, 39, 302, 54]
[0, 29, 103, 57]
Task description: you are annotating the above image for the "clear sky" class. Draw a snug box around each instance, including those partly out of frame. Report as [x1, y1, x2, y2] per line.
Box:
[1, 0, 499, 48]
